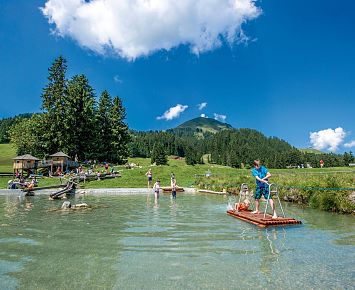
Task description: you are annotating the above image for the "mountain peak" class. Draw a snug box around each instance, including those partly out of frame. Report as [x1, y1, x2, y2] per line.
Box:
[175, 117, 233, 133]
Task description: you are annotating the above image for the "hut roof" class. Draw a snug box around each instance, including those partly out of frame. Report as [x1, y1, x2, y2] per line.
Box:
[12, 154, 40, 161]
[49, 151, 70, 158]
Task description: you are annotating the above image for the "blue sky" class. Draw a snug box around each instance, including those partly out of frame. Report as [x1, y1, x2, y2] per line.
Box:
[0, 0, 354, 152]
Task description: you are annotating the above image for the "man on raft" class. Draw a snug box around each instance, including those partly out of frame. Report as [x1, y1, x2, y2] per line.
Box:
[251, 159, 277, 218]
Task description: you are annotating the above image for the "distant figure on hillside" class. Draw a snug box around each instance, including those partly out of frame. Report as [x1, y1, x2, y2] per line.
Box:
[251, 160, 277, 218]
[146, 168, 153, 188]
[320, 159, 324, 168]
[153, 179, 160, 199]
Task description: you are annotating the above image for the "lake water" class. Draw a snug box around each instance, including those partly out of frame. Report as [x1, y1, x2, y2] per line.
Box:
[0, 192, 354, 289]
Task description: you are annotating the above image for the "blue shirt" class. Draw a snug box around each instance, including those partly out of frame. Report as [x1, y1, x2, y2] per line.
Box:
[251, 166, 269, 188]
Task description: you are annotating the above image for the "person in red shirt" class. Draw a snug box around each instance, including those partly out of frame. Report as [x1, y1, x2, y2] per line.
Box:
[320, 160, 324, 168]
[234, 199, 251, 211]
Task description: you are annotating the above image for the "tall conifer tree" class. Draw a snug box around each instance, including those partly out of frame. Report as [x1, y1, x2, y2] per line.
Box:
[109, 96, 130, 164]
[64, 75, 96, 160]
[95, 90, 113, 161]
[41, 56, 67, 153]
[151, 142, 168, 165]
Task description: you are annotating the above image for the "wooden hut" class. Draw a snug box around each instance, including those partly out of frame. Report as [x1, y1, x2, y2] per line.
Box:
[13, 154, 40, 177]
[49, 152, 78, 174]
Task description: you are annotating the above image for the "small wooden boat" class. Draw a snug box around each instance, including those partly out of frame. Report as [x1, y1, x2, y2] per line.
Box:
[227, 209, 302, 228]
[161, 187, 184, 193]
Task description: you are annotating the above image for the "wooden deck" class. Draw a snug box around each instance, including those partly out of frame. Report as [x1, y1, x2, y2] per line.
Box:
[227, 209, 302, 228]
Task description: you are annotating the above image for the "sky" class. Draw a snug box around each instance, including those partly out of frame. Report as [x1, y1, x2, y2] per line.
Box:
[0, 0, 354, 153]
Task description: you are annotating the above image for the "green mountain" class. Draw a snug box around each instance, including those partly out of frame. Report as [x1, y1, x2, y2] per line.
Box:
[299, 148, 323, 154]
[175, 117, 233, 133]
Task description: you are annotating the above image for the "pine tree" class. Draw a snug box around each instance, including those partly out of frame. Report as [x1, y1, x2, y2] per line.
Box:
[64, 74, 96, 160]
[151, 142, 168, 165]
[95, 90, 113, 161]
[41, 56, 67, 153]
[109, 96, 130, 164]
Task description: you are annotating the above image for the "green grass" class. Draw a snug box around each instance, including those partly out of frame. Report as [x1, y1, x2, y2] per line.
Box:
[81, 157, 236, 189]
[0, 145, 354, 213]
[195, 167, 355, 213]
[0, 143, 16, 172]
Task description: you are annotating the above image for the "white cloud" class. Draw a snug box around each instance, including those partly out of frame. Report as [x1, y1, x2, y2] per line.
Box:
[198, 102, 207, 110]
[41, 0, 261, 60]
[200, 113, 208, 118]
[344, 140, 355, 148]
[157, 104, 188, 121]
[214, 113, 227, 122]
[113, 75, 122, 84]
[309, 127, 346, 152]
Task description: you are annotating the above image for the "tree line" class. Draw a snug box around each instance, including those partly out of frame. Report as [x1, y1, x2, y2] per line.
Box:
[129, 127, 354, 168]
[8, 56, 130, 163]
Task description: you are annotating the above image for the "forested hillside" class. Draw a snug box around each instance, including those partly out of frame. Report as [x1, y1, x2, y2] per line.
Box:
[129, 126, 354, 168]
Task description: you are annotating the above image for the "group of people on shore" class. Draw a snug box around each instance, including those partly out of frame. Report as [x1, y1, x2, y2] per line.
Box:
[145, 169, 177, 200]
[145, 159, 278, 218]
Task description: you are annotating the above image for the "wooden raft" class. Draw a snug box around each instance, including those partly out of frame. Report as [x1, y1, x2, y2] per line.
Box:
[161, 187, 184, 193]
[227, 209, 302, 228]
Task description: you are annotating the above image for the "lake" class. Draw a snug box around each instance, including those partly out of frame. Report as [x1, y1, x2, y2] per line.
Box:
[0, 192, 354, 289]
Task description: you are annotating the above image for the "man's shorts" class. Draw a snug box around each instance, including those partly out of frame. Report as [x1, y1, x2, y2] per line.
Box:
[255, 186, 270, 200]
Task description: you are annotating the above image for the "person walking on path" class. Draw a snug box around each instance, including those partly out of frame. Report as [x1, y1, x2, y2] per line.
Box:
[251, 160, 277, 218]
[145, 168, 153, 188]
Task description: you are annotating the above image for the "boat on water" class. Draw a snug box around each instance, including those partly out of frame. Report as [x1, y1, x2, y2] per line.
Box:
[161, 187, 184, 193]
[227, 209, 302, 228]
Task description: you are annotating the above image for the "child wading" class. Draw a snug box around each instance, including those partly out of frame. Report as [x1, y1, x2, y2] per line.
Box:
[171, 177, 177, 199]
[145, 168, 153, 188]
[153, 180, 160, 200]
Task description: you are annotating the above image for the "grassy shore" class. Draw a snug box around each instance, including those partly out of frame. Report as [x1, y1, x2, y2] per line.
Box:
[0, 143, 16, 172]
[1, 143, 354, 213]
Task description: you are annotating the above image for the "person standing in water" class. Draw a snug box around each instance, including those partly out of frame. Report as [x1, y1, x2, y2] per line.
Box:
[251, 160, 277, 218]
[153, 179, 160, 200]
[171, 177, 177, 199]
[145, 168, 153, 188]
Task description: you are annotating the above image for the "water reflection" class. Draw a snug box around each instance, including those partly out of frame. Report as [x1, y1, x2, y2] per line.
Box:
[258, 228, 283, 277]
